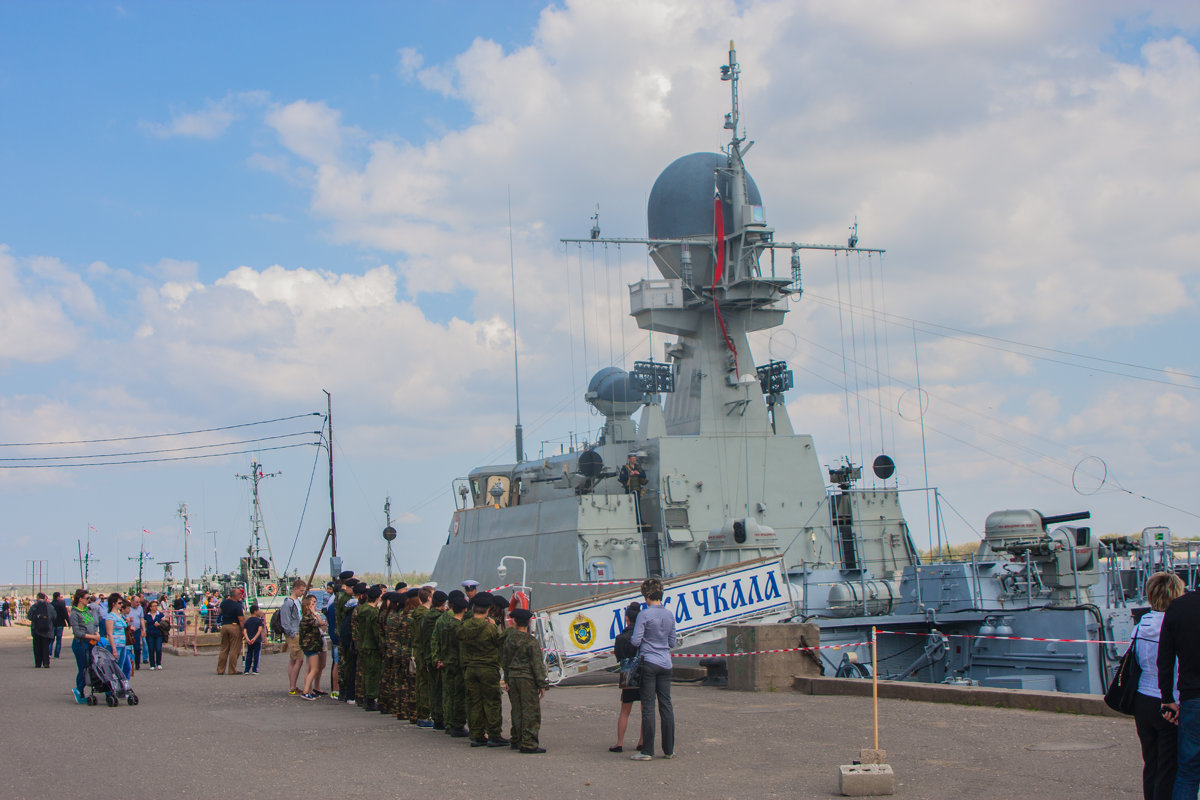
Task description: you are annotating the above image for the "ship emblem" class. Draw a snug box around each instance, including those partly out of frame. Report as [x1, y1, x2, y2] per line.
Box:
[569, 613, 595, 649]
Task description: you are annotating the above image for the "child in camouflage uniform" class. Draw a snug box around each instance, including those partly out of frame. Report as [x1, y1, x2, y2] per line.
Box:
[502, 608, 549, 753]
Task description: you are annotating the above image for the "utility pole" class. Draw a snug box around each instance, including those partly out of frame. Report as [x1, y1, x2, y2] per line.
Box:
[324, 390, 339, 577]
[382, 497, 396, 584]
[178, 503, 191, 594]
[75, 542, 99, 591]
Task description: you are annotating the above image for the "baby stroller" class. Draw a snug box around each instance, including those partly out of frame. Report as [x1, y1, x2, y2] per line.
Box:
[87, 646, 139, 707]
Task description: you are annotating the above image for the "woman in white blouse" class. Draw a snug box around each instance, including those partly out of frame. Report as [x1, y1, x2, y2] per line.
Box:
[1135, 571, 1185, 800]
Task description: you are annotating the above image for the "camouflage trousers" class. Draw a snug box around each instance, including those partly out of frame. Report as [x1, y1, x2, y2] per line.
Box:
[355, 648, 366, 704]
[415, 658, 431, 720]
[396, 654, 417, 722]
[464, 665, 502, 740]
[443, 664, 466, 729]
[360, 648, 381, 700]
[379, 656, 400, 714]
[427, 663, 444, 725]
[508, 676, 542, 749]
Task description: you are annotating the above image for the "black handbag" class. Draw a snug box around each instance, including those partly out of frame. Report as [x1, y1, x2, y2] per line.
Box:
[619, 653, 643, 690]
[1104, 629, 1141, 715]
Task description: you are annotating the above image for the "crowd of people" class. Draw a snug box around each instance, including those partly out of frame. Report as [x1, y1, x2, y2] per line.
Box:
[28, 571, 683, 762]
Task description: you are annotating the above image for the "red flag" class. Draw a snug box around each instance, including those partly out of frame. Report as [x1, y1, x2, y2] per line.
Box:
[713, 189, 725, 285]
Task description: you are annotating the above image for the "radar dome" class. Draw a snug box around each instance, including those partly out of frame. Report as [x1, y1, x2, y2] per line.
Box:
[585, 367, 646, 419]
[646, 152, 763, 286]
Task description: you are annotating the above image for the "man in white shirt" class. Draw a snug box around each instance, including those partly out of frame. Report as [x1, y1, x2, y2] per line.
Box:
[280, 579, 307, 695]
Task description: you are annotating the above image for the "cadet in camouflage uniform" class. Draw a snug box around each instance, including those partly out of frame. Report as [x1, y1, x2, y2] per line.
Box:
[409, 587, 432, 725]
[378, 592, 402, 715]
[421, 590, 448, 730]
[396, 588, 420, 723]
[438, 592, 469, 736]
[502, 608, 549, 753]
[459, 592, 508, 747]
[357, 585, 383, 711]
[333, 575, 356, 702]
[352, 583, 372, 706]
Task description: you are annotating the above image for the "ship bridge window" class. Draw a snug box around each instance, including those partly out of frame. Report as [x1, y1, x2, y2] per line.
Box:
[485, 475, 512, 508]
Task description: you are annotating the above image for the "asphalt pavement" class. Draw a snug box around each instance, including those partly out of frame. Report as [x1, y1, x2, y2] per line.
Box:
[0, 623, 1144, 798]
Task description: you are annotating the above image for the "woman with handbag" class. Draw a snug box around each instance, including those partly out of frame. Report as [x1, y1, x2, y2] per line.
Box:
[1135, 571, 1185, 800]
[144, 600, 167, 670]
[609, 602, 644, 753]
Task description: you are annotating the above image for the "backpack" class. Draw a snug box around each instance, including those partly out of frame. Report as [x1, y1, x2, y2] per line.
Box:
[30, 602, 53, 638]
[269, 608, 284, 637]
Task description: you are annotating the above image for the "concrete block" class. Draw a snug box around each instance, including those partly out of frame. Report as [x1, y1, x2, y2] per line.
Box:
[838, 763, 895, 796]
[725, 622, 822, 691]
[859, 748, 886, 764]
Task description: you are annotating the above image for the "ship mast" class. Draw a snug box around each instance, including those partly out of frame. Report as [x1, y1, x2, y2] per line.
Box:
[237, 458, 280, 580]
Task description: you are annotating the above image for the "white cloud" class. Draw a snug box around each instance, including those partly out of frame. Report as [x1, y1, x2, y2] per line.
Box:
[141, 91, 268, 139]
[0, 246, 95, 363]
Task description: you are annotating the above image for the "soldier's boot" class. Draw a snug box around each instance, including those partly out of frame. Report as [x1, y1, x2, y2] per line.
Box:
[449, 727, 469, 737]
[433, 722, 446, 731]
[364, 698, 378, 711]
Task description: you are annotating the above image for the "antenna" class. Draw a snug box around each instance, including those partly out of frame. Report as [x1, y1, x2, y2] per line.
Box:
[508, 186, 524, 463]
[177, 503, 191, 593]
[128, 533, 152, 596]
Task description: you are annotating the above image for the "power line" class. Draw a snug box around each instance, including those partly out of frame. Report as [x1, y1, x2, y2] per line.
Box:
[0, 430, 321, 462]
[0, 412, 324, 448]
[0, 442, 319, 469]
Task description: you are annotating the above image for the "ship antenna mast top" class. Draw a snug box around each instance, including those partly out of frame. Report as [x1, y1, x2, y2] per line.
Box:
[720, 41, 743, 164]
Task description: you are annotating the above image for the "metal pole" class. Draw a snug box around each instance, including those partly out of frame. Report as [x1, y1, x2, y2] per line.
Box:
[872, 625, 879, 750]
[324, 390, 338, 558]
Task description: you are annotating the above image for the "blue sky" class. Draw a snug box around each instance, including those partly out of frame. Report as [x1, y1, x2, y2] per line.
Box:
[2, 1, 1200, 588]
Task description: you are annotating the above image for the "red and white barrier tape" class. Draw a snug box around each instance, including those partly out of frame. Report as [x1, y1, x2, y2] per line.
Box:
[550, 641, 871, 661]
[878, 630, 1128, 646]
[490, 579, 643, 592]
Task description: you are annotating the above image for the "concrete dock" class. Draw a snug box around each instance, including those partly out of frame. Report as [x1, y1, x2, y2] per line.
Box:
[1, 624, 1143, 799]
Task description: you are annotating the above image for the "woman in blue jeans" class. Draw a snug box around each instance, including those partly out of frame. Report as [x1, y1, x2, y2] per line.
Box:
[144, 600, 166, 670]
[629, 578, 677, 761]
[67, 588, 100, 704]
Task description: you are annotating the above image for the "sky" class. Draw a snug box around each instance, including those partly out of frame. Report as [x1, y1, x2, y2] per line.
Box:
[2, 0, 1200, 589]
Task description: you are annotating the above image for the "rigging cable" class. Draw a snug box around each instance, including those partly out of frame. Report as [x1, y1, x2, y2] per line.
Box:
[832, 251, 855, 458]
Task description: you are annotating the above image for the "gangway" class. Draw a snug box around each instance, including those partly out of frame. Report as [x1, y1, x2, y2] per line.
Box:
[534, 555, 796, 683]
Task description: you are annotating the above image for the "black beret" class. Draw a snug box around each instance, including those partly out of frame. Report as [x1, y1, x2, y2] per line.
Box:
[510, 608, 533, 624]
[450, 596, 470, 612]
[432, 590, 448, 605]
[448, 589, 465, 601]
[395, 581, 408, 591]
[344, 578, 359, 588]
[405, 588, 420, 599]
[492, 594, 510, 608]
[338, 570, 355, 580]
[352, 583, 368, 595]
[367, 586, 382, 601]
[383, 591, 402, 602]
[471, 592, 493, 608]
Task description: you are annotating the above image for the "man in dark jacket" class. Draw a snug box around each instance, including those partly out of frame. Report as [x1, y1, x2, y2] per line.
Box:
[27, 593, 55, 667]
[1160, 589, 1200, 798]
[51, 592, 69, 659]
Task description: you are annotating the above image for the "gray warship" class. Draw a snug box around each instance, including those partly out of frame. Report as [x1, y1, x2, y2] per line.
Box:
[431, 43, 1181, 694]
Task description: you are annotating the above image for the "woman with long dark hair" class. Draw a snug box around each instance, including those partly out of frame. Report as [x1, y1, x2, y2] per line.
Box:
[610, 602, 644, 753]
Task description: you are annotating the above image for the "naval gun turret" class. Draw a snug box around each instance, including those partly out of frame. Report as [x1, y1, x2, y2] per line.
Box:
[983, 509, 1097, 605]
